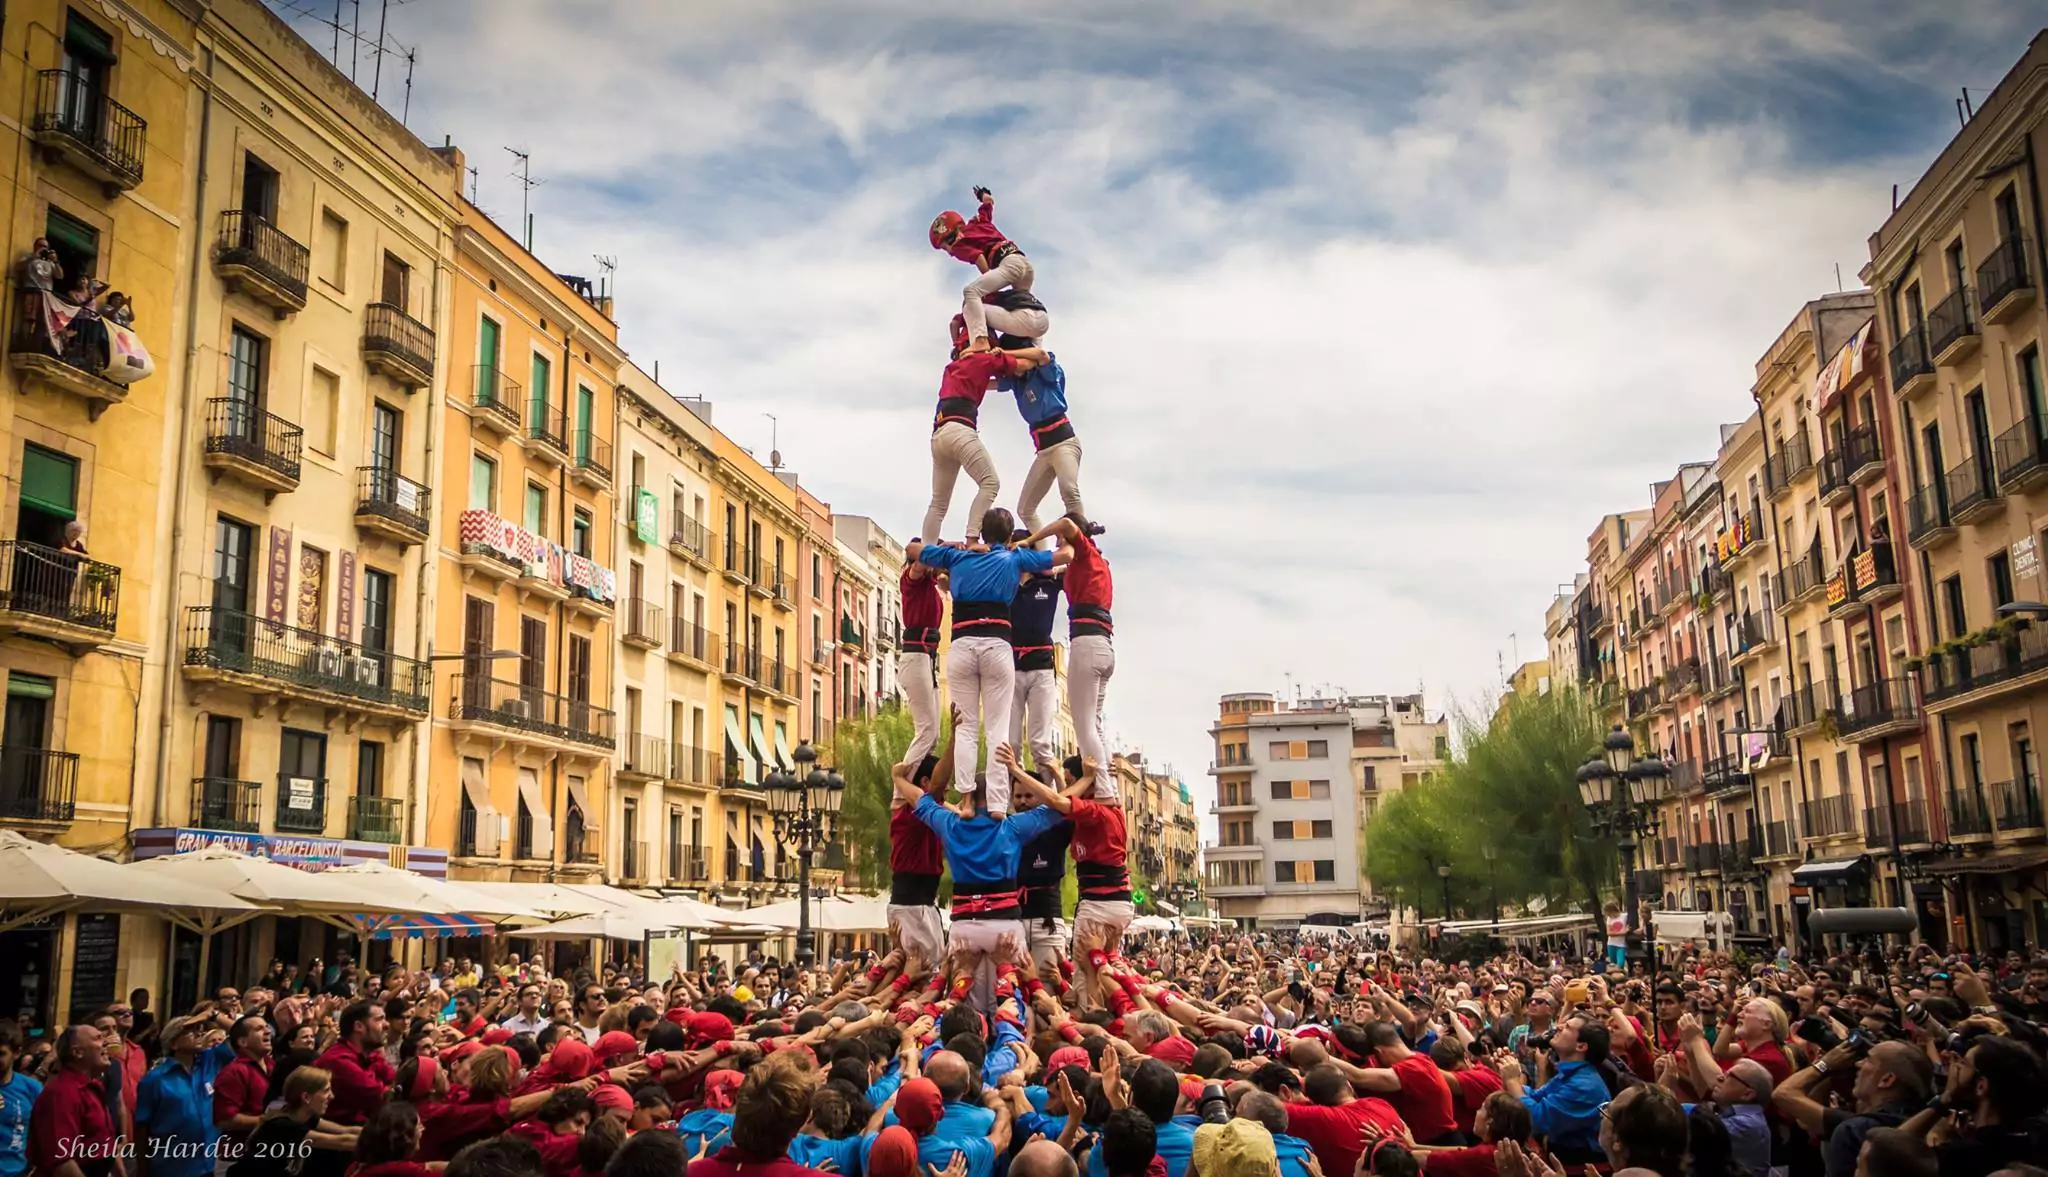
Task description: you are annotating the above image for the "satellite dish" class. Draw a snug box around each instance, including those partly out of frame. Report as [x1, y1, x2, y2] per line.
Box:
[770, 450, 782, 469]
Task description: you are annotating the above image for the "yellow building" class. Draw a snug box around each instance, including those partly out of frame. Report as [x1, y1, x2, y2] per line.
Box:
[0, 0, 197, 1027]
[430, 187, 620, 890]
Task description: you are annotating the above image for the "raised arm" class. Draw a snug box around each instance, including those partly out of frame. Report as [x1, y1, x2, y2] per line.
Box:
[1023, 518, 1080, 550]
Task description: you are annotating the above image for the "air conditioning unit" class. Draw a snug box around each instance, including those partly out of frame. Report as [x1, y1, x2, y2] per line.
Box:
[354, 657, 383, 687]
[313, 646, 345, 678]
[497, 696, 533, 720]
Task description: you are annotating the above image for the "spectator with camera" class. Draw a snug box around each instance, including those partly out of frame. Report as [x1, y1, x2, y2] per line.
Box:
[1775, 1033, 1933, 1177]
[1898, 1035, 2048, 1177]
[1497, 1015, 1611, 1163]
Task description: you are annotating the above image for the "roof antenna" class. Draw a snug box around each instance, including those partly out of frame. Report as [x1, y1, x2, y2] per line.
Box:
[505, 148, 543, 250]
[1835, 263, 1844, 292]
[763, 413, 782, 470]
[594, 255, 616, 306]
[1962, 87, 1976, 120]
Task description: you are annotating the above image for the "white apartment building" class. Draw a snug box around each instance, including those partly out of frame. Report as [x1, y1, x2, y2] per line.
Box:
[833, 515, 904, 705]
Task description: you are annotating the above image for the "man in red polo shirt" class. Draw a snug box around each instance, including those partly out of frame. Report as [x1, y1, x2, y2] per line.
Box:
[28, 1024, 120, 1177]
[897, 558, 944, 774]
[1328, 1023, 1459, 1146]
[1023, 514, 1114, 804]
[1283, 1064, 1405, 1177]
[212, 1016, 273, 1165]
[887, 719, 957, 978]
[921, 344, 1048, 545]
[314, 1000, 393, 1126]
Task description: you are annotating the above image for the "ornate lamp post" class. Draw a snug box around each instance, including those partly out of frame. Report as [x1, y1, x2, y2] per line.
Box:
[1436, 862, 1453, 922]
[764, 740, 844, 968]
[1576, 724, 1669, 984]
[1481, 844, 1499, 931]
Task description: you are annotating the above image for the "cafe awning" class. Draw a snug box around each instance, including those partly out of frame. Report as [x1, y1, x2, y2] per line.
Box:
[750, 715, 776, 777]
[773, 725, 796, 772]
[517, 768, 553, 860]
[1792, 856, 1871, 884]
[0, 830, 268, 936]
[724, 711, 754, 785]
[1911, 848, 2048, 876]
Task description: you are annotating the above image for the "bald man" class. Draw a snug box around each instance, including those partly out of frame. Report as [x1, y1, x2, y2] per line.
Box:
[1012, 1139, 1079, 1177]
[885, 1051, 996, 1144]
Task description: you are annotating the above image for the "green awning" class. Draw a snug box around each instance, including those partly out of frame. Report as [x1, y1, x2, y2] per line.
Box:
[723, 708, 754, 785]
[20, 446, 76, 519]
[45, 209, 98, 258]
[7, 674, 55, 700]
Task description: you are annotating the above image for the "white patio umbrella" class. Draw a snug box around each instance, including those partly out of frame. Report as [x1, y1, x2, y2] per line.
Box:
[0, 831, 270, 964]
[131, 846, 425, 984]
[656, 896, 757, 930]
[462, 881, 630, 922]
[1127, 915, 1176, 934]
[517, 910, 692, 942]
[318, 862, 550, 962]
[738, 894, 891, 933]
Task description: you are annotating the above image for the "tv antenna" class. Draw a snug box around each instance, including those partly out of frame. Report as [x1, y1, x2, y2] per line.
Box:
[466, 165, 479, 203]
[763, 413, 782, 470]
[505, 147, 543, 250]
[594, 255, 616, 305]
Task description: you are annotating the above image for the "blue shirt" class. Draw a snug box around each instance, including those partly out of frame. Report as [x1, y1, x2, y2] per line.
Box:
[0, 1072, 43, 1177]
[867, 1069, 904, 1109]
[914, 796, 1065, 887]
[1687, 1103, 1769, 1177]
[1273, 1133, 1317, 1177]
[1086, 1116, 1197, 1177]
[675, 1109, 733, 1158]
[134, 1045, 235, 1177]
[1518, 1060, 1607, 1156]
[1001, 358, 1068, 425]
[881, 1101, 996, 1144]
[917, 544, 1053, 604]
[789, 1134, 866, 1177]
[864, 1133, 996, 1177]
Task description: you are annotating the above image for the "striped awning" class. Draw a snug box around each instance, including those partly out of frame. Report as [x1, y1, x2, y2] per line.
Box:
[371, 913, 495, 940]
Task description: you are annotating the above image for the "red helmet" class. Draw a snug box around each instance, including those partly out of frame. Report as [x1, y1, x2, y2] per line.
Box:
[929, 210, 966, 250]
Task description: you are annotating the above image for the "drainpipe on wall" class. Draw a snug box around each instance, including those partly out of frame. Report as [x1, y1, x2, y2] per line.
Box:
[407, 241, 447, 850]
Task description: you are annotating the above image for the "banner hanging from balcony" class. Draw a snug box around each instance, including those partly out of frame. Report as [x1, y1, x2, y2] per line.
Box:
[20, 290, 154, 384]
[1813, 317, 1874, 415]
[634, 489, 660, 545]
[457, 509, 617, 603]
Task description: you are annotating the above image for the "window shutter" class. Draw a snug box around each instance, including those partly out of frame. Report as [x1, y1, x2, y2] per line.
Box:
[19, 446, 76, 519]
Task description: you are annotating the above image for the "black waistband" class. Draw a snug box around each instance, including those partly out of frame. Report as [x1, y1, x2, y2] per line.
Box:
[987, 288, 1043, 312]
[1069, 603, 1113, 639]
[1076, 861, 1131, 900]
[890, 872, 941, 907]
[953, 599, 1012, 642]
[985, 241, 1022, 265]
[934, 397, 979, 430]
[900, 625, 941, 652]
[1021, 886, 1062, 921]
[1014, 644, 1055, 671]
[1030, 415, 1076, 451]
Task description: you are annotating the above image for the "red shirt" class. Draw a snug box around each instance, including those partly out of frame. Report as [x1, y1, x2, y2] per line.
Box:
[29, 1068, 116, 1177]
[1726, 1038, 1793, 1086]
[315, 1042, 396, 1126]
[1145, 1034, 1196, 1069]
[1386, 1052, 1458, 1144]
[1285, 1097, 1405, 1177]
[1069, 798, 1128, 867]
[1063, 532, 1112, 610]
[1447, 1065, 1503, 1137]
[1426, 1143, 1499, 1177]
[418, 1093, 515, 1161]
[902, 568, 943, 629]
[941, 204, 1009, 266]
[936, 352, 1010, 412]
[213, 1054, 273, 1138]
[891, 802, 944, 876]
[509, 1121, 584, 1177]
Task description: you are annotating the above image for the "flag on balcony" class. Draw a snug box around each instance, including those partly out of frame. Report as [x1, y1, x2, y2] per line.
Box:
[1741, 732, 1775, 770]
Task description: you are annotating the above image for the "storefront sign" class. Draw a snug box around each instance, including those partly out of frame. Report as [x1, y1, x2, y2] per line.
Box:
[264, 525, 293, 627]
[67, 913, 119, 1020]
[2015, 535, 2040, 585]
[286, 777, 317, 810]
[337, 551, 356, 641]
[168, 828, 351, 869]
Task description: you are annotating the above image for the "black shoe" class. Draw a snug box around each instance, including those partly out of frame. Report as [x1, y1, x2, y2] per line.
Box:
[1083, 520, 1107, 537]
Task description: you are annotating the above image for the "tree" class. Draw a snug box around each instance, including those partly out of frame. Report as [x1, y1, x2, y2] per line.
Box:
[1364, 686, 1616, 917]
[830, 704, 918, 892]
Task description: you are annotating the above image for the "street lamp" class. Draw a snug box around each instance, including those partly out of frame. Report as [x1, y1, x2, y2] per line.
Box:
[1436, 862, 1453, 922]
[764, 740, 843, 968]
[1481, 844, 1499, 931]
[1576, 724, 1667, 986]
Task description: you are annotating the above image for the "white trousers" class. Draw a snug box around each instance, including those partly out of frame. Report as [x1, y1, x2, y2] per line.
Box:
[924, 423, 999, 543]
[886, 903, 945, 971]
[1017, 438, 1085, 535]
[1027, 915, 1070, 973]
[1069, 634, 1116, 801]
[1008, 667, 1058, 779]
[949, 635, 1016, 815]
[963, 253, 1035, 344]
[983, 303, 1050, 342]
[899, 651, 940, 769]
[949, 918, 1026, 1013]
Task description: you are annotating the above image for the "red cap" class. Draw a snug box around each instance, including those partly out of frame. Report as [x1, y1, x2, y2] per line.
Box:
[593, 1031, 638, 1064]
[1046, 1046, 1089, 1073]
[480, 1028, 513, 1046]
[896, 1077, 944, 1134]
[868, 1126, 920, 1177]
[589, 1083, 633, 1114]
[441, 1040, 484, 1063]
[685, 1011, 734, 1049]
[702, 1070, 743, 1111]
[1147, 1034, 1197, 1069]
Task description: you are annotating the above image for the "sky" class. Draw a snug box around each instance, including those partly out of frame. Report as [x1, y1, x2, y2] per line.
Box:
[272, 0, 2041, 824]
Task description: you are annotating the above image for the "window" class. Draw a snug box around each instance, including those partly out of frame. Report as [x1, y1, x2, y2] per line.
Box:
[574, 385, 595, 461]
[530, 353, 552, 424]
[1990, 550, 2015, 611]
[812, 554, 823, 596]
[1308, 780, 1331, 800]
[380, 252, 410, 311]
[1306, 740, 1329, 758]
[212, 516, 256, 613]
[17, 445, 77, 548]
[361, 568, 393, 654]
[1942, 575, 1968, 640]
[1311, 820, 1333, 838]
[2022, 345, 2045, 432]
[370, 401, 402, 473]
[469, 454, 497, 512]
[1274, 861, 1296, 883]
[227, 326, 267, 416]
[1313, 861, 1336, 882]
[1362, 765, 1377, 790]
[240, 152, 279, 222]
[520, 617, 546, 687]
[568, 636, 591, 704]
[306, 367, 339, 456]
[1268, 741, 1288, 759]
[1273, 821, 1294, 840]
[1270, 781, 1293, 801]
[317, 209, 348, 289]
[572, 508, 593, 557]
[357, 740, 384, 798]
[524, 484, 546, 535]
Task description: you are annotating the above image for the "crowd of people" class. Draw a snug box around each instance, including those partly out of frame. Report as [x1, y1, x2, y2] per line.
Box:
[5, 931, 2047, 1177]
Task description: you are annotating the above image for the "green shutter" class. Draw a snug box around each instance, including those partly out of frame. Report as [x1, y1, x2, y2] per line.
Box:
[575, 386, 593, 459]
[530, 355, 550, 422]
[65, 13, 116, 62]
[44, 208, 97, 258]
[19, 446, 77, 519]
[634, 488, 660, 545]
[7, 673, 55, 700]
[469, 455, 495, 512]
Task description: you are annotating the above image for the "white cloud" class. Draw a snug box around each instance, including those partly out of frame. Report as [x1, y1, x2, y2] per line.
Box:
[275, 0, 2039, 822]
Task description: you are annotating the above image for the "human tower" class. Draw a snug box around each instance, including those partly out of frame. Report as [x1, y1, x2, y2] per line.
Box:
[878, 187, 1126, 1011]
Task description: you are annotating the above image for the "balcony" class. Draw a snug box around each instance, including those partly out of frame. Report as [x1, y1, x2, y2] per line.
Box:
[348, 795, 403, 844]
[190, 776, 260, 833]
[10, 284, 134, 415]
[721, 643, 760, 686]
[1782, 683, 1835, 736]
[1667, 759, 1701, 795]
[685, 846, 710, 883]
[840, 615, 867, 652]
[1906, 487, 1954, 549]
[571, 431, 612, 490]
[30, 70, 144, 193]
[623, 598, 663, 650]
[564, 582, 611, 621]
[447, 673, 615, 751]
[203, 399, 302, 498]
[214, 211, 309, 316]
[1836, 542, 1904, 613]
[469, 366, 522, 438]
[1920, 623, 2048, 711]
[567, 833, 602, 866]
[1926, 286, 1979, 367]
[1716, 506, 1766, 567]
[354, 467, 431, 546]
[1816, 448, 1852, 506]
[183, 606, 430, 719]
[1210, 793, 1258, 812]
[621, 840, 650, 884]
[668, 620, 715, 669]
[1668, 658, 1702, 698]
[1863, 805, 1894, 851]
[524, 401, 568, 466]
[0, 541, 119, 649]
[273, 774, 327, 834]
[1625, 681, 1664, 720]
[361, 302, 435, 389]
[760, 657, 794, 698]
[746, 558, 774, 600]
[1994, 419, 2048, 494]
[1992, 779, 2044, 837]
[1766, 434, 1815, 499]
[1831, 424, 1885, 493]
[1895, 799, 1931, 847]
[620, 734, 667, 781]
[1946, 788, 1995, 841]
[1730, 611, 1777, 665]
[1782, 548, 1828, 608]
[1945, 456, 2002, 525]
[1978, 235, 2036, 326]
[0, 746, 78, 826]
[1721, 837, 1760, 876]
[1889, 326, 1935, 399]
[1702, 755, 1750, 798]
[721, 544, 753, 587]
[669, 513, 714, 568]
[767, 572, 795, 612]
[668, 744, 709, 787]
[1759, 820, 1797, 860]
[1837, 677, 1921, 742]
[1685, 842, 1721, 874]
[1801, 793, 1856, 841]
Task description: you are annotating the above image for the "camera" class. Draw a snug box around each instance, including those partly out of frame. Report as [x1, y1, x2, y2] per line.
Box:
[1845, 1028, 1877, 1056]
[1197, 1082, 1230, 1125]
[1525, 1030, 1557, 1052]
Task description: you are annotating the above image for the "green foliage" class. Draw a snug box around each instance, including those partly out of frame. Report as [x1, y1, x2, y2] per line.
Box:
[830, 704, 920, 892]
[1364, 687, 1615, 917]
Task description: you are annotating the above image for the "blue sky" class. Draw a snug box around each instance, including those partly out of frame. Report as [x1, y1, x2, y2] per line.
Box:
[273, 1, 2042, 818]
